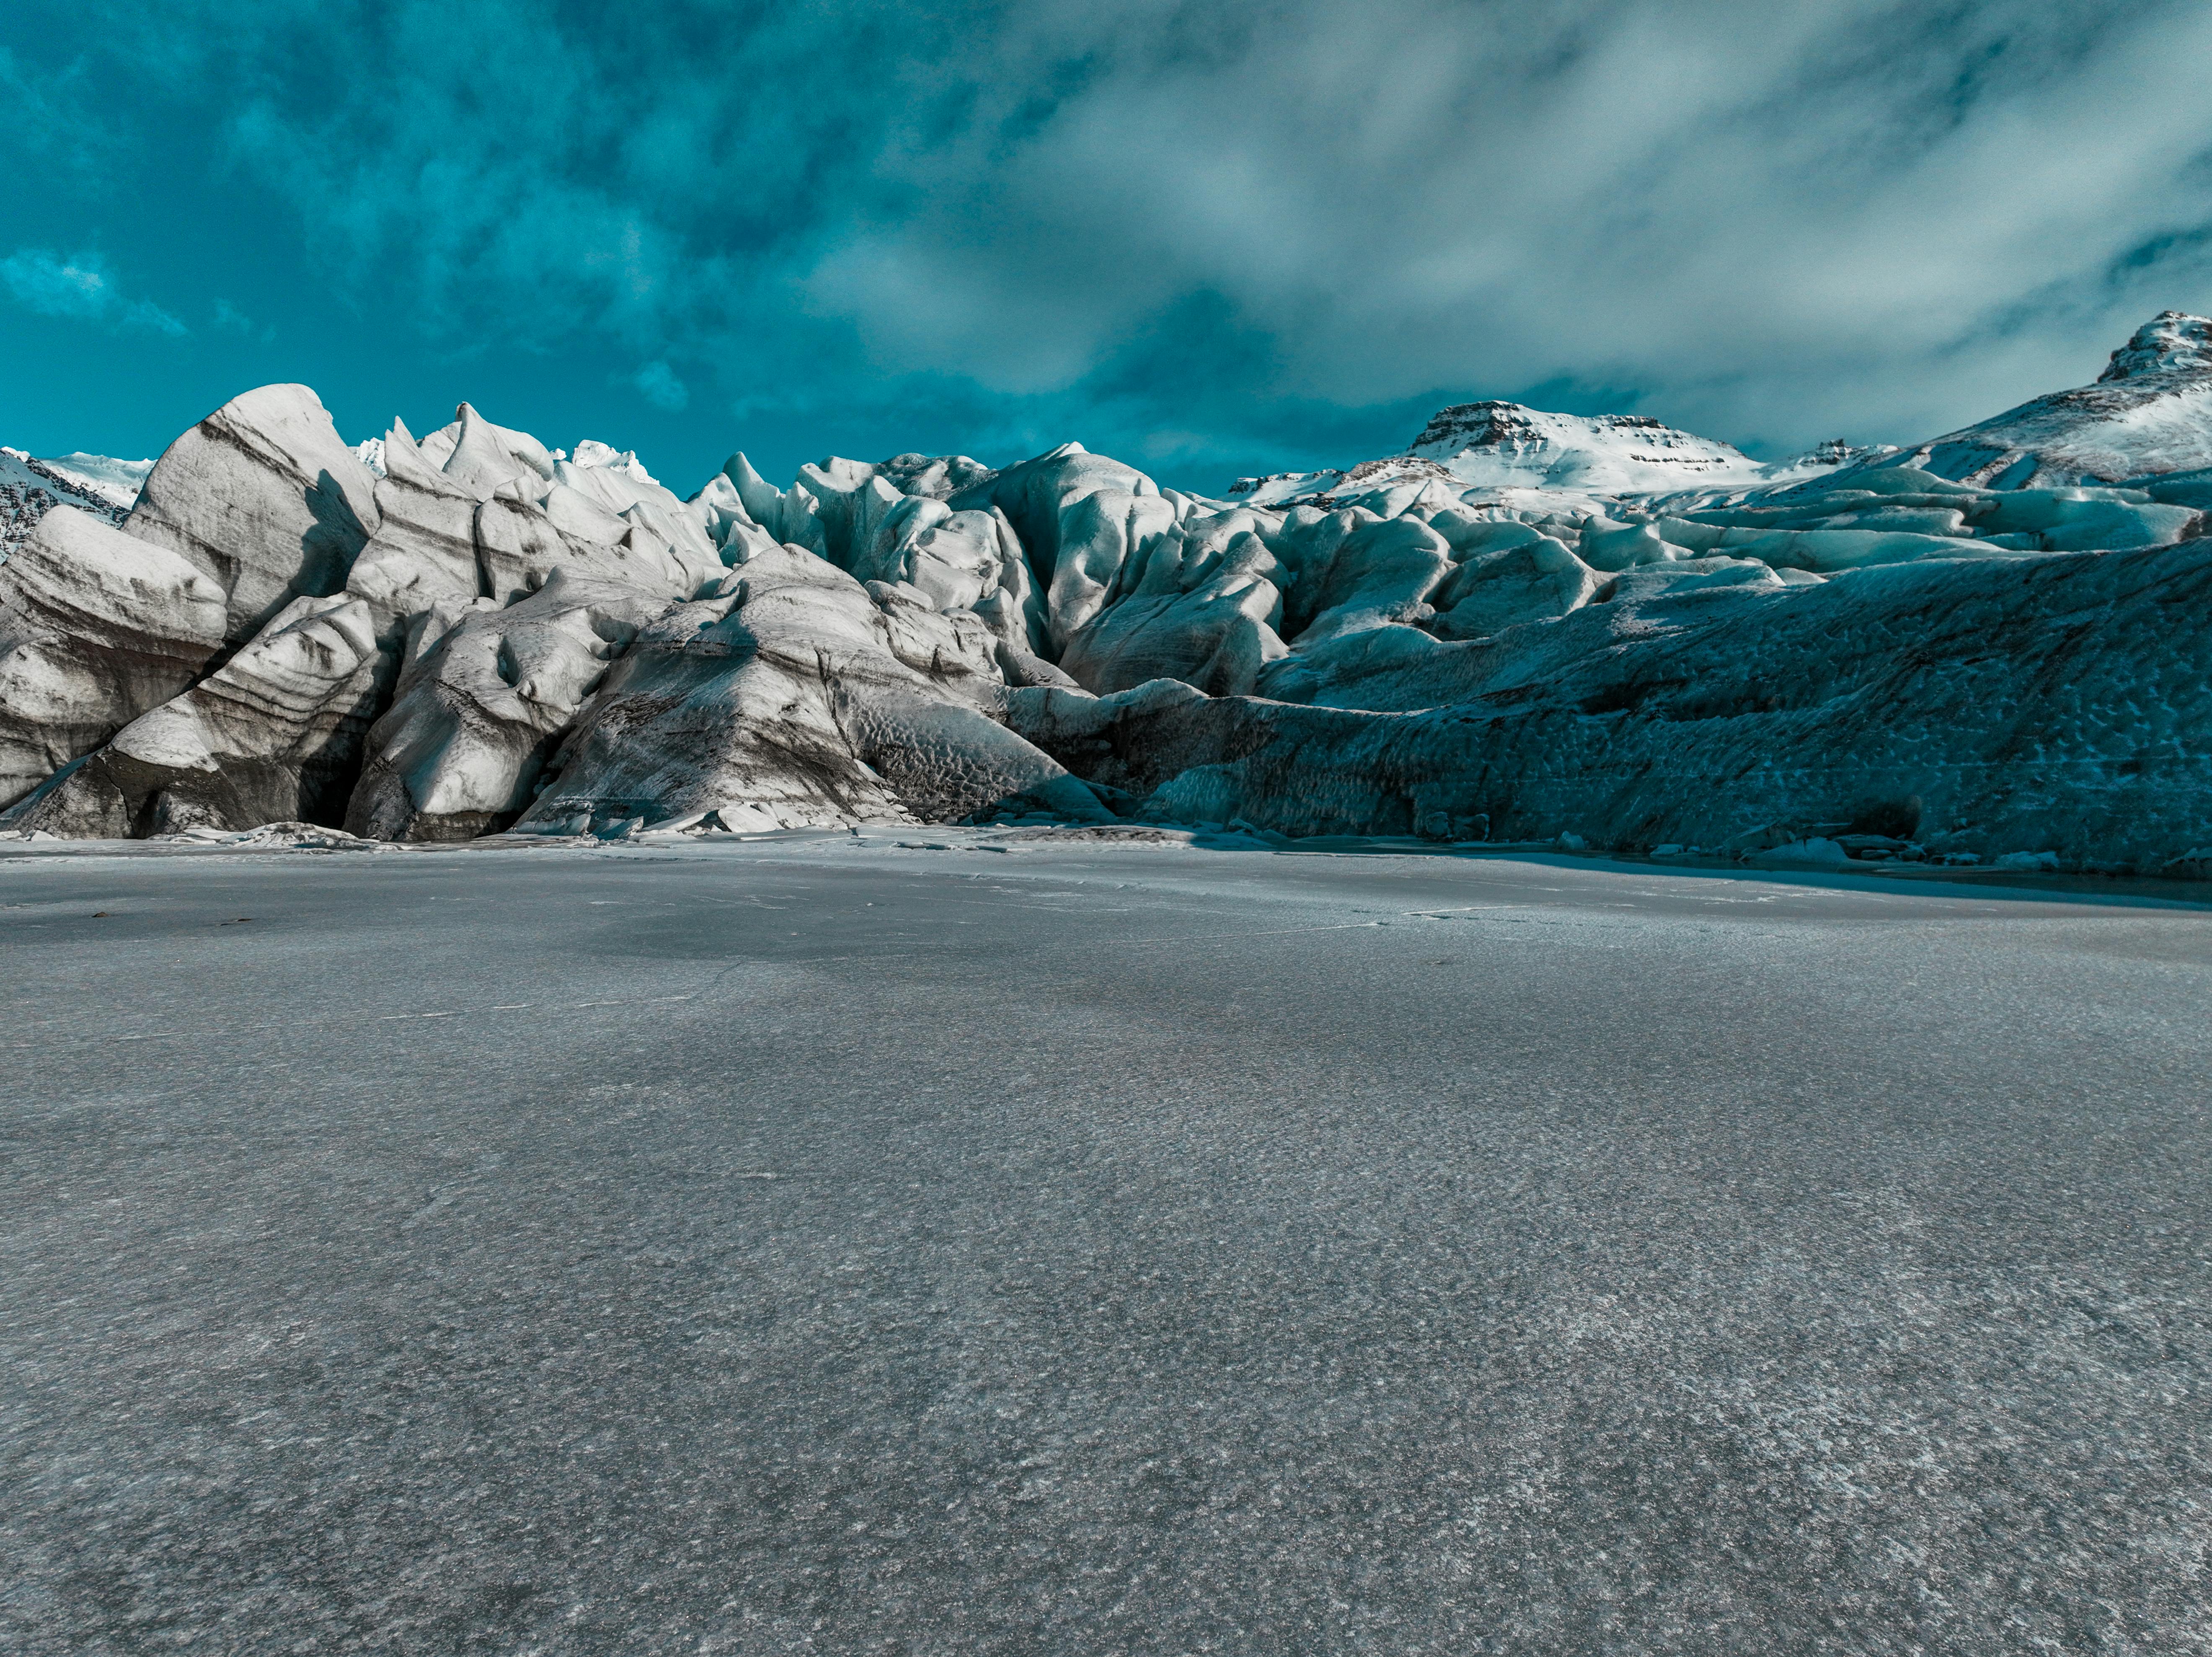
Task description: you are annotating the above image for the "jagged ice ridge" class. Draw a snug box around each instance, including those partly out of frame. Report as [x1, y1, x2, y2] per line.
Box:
[3, 312, 2210, 877]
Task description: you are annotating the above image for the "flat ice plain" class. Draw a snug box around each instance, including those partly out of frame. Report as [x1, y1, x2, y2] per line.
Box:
[4, 832, 2209, 1654]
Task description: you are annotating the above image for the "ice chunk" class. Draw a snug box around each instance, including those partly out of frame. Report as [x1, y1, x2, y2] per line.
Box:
[123, 383, 380, 646]
[0, 506, 228, 809]
[1714, 527, 1968, 572]
[1578, 521, 1676, 572]
[1832, 467, 1982, 497]
[1749, 837, 1852, 865]
[1432, 536, 1600, 638]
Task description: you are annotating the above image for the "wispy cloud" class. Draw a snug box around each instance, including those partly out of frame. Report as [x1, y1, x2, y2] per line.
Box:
[1, 249, 188, 336]
[627, 360, 689, 412]
[0, 44, 112, 169]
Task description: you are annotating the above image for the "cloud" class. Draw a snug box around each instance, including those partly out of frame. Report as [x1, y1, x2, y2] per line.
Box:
[1, 248, 188, 336]
[211, 298, 278, 343]
[1, 249, 109, 319]
[0, 44, 110, 168]
[628, 360, 690, 413]
[31, 0, 2212, 480]
[791, 0, 2212, 456]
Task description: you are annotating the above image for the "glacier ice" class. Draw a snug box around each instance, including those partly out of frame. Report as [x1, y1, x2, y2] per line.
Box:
[3, 313, 2210, 876]
[7, 591, 382, 837]
[0, 506, 229, 807]
[122, 384, 381, 646]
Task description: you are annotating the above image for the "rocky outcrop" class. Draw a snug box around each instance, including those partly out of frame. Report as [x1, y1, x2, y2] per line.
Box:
[1831, 312, 2212, 490]
[2, 448, 145, 556]
[0, 506, 227, 809]
[2098, 310, 2212, 383]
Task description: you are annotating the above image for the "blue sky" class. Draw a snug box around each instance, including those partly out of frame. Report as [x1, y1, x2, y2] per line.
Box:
[7, 0, 2212, 496]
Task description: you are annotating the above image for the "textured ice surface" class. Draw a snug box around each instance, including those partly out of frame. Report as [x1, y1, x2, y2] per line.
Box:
[2, 315, 2208, 872]
[6, 837, 2208, 1651]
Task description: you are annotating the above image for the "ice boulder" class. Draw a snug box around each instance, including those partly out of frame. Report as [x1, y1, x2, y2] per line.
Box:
[1044, 490, 1186, 650]
[514, 543, 1106, 836]
[1577, 521, 1676, 573]
[2135, 466, 2212, 511]
[342, 418, 488, 640]
[1282, 514, 1452, 644]
[124, 384, 381, 645]
[1431, 537, 1600, 639]
[346, 571, 670, 841]
[1058, 529, 1287, 696]
[437, 403, 557, 498]
[0, 506, 228, 809]
[3, 592, 382, 836]
[1713, 527, 1971, 572]
[1973, 491, 2198, 550]
[947, 442, 1159, 591]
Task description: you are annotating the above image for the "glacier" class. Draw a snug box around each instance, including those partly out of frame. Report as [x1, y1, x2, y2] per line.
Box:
[2, 312, 2209, 877]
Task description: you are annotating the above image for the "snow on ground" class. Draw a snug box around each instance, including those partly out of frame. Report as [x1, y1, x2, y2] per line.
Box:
[37, 452, 154, 508]
[0, 447, 147, 555]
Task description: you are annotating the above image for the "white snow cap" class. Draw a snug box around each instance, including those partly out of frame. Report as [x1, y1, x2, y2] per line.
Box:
[2097, 311, 2212, 383]
[570, 439, 659, 485]
[42, 453, 155, 500]
[1407, 402, 1763, 491]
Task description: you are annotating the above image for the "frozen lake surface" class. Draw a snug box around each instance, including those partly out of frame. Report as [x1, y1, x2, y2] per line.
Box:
[5, 833, 2209, 1653]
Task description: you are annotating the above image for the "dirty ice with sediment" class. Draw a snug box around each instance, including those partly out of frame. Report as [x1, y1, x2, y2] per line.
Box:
[3, 312, 2210, 880]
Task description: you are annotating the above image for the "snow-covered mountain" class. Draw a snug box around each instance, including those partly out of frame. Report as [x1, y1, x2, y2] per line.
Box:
[1413, 403, 1770, 489]
[1229, 312, 2212, 510]
[1230, 403, 1884, 508]
[1826, 310, 2212, 490]
[40, 451, 156, 508]
[1, 314, 2208, 875]
[0, 448, 152, 553]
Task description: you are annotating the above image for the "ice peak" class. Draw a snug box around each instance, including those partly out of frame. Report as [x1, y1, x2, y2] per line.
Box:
[2096, 310, 2212, 383]
[571, 439, 659, 485]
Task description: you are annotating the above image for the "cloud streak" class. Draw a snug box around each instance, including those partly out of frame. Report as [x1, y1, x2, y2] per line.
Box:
[0, 249, 187, 336]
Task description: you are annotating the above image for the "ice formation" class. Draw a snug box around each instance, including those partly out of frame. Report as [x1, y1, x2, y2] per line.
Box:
[2, 314, 2208, 875]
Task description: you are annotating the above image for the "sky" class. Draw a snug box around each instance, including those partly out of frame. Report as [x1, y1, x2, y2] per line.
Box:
[6, 0, 2212, 497]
